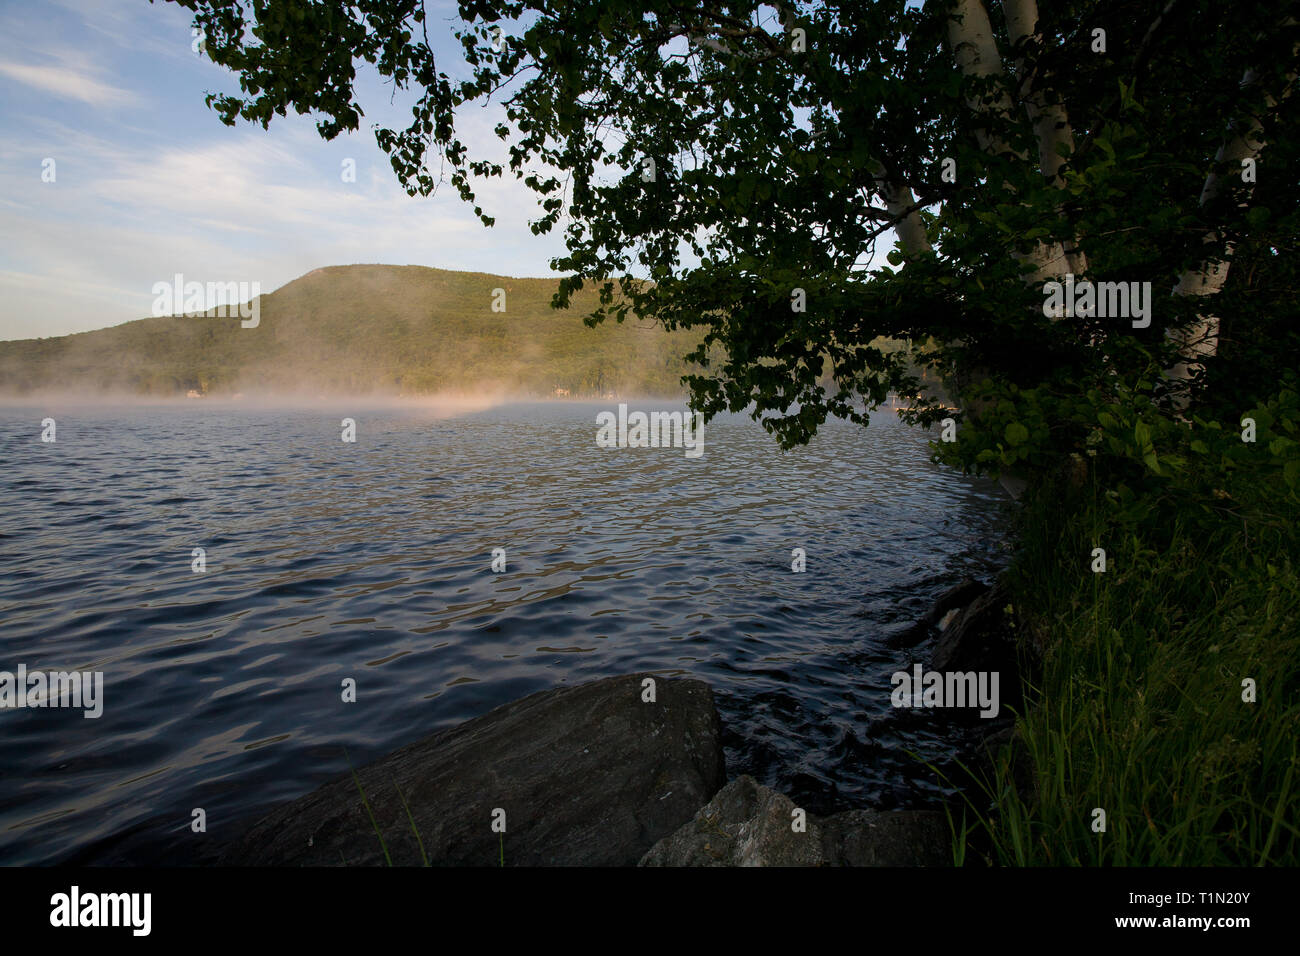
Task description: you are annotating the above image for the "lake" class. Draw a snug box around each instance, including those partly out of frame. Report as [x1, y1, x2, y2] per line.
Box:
[0, 399, 1007, 864]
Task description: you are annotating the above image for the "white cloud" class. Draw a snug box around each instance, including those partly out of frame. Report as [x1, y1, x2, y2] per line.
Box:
[0, 59, 137, 107]
[0, 111, 570, 339]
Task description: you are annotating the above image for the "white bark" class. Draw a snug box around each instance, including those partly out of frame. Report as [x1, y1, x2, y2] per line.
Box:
[942, 0, 1016, 420]
[870, 164, 931, 259]
[1000, 0, 1087, 277]
[1001, 0, 1070, 181]
[947, 0, 1068, 285]
[1168, 66, 1285, 384]
[946, 0, 1020, 159]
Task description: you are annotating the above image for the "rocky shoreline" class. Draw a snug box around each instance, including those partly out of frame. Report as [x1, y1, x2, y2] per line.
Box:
[221, 578, 1029, 866]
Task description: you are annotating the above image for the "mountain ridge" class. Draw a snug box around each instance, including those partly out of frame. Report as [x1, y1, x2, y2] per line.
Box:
[0, 264, 696, 398]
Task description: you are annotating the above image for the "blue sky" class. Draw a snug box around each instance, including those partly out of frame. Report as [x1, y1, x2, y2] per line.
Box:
[0, 0, 571, 340]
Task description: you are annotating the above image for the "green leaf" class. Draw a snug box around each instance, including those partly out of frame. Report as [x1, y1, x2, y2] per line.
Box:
[1005, 422, 1029, 446]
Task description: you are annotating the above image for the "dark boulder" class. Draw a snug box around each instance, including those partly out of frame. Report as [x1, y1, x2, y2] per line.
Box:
[822, 807, 951, 866]
[976, 724, 1035, 804]
[221, 673, 726, 866]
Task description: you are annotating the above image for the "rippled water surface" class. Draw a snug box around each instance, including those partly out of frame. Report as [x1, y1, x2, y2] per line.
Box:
[0, 400, 1008, 864]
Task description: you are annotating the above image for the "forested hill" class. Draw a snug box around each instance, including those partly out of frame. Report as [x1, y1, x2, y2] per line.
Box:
[0, 265, 701, 398]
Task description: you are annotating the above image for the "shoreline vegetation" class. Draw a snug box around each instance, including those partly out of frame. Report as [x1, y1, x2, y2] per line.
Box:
[965, 445, 1298, 866]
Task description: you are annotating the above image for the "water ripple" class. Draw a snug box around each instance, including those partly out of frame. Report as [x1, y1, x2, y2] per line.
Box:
[0, 400, 1008, 864]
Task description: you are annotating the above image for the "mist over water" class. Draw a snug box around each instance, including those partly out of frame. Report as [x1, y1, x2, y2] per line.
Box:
[0, 400, 1007, 865]
[0, 387, 528, 414]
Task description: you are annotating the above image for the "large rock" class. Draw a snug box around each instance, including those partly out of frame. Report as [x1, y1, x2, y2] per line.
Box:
[639, 776, 950, 867]
[222, 674, 725, 866]
[638, 775, 824, 866]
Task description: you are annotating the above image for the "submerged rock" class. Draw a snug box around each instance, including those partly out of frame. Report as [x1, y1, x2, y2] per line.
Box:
[639, 776, 950, 866]
[930, 578, 991, 625]
[888, 577, 990, 648]
[928, 580, 1031, 720]
[930, 580, 1016, 675]
[221, 673, 725, 866]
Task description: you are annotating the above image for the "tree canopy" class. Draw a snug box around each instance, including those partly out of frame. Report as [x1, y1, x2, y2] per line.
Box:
[165, 0, 1300, 473]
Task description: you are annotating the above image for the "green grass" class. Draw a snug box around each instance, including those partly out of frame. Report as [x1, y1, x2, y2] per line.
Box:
[345, 746, 430, 867]
[348, 764, 393, 867]
[395, 783, 430, 867]
[959, 454, 1300, 865]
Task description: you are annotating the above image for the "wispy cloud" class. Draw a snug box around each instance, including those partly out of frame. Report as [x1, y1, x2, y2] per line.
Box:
[0, 59, 136, 107]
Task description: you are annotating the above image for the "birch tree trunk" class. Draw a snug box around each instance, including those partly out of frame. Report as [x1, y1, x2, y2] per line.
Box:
[1000, 0, 1087, 277]
[946, 0, 1068, 284]
[1167, 63, 1292, 386]
[872, 166, 931, 260]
